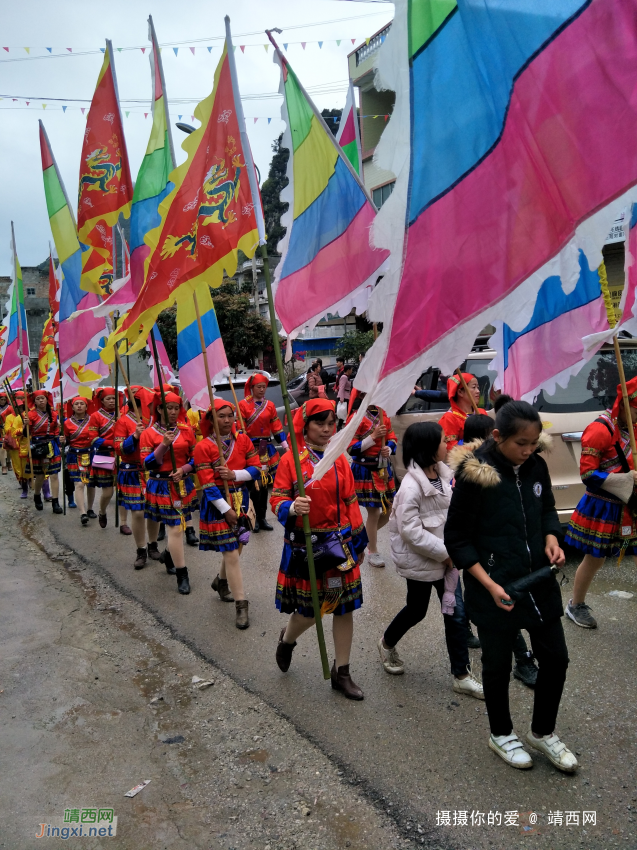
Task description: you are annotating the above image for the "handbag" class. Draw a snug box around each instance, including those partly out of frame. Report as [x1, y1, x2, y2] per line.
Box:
[286, 464, 356, 574]
[92, 453, 116, 471]
[317, 384, 327, 398]
[336, 401, 348, 421]
[31, 440, 51, 460]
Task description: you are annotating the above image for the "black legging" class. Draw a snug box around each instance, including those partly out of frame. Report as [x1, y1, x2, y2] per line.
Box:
[384, 578, 470, 677]
[249, 480, 269, 521]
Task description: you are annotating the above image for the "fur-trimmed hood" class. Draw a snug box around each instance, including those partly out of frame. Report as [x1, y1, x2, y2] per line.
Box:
[449, 430, 554, 489]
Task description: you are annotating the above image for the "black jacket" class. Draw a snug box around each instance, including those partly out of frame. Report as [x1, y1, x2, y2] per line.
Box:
[444, 439, 563, 631]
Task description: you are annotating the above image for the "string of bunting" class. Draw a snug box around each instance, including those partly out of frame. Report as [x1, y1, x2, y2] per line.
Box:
[0, 36, 387, 58]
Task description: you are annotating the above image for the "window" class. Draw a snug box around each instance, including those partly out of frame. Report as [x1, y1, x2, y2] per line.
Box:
[26, 287, 36, 296]
[372, 181, 395, 209]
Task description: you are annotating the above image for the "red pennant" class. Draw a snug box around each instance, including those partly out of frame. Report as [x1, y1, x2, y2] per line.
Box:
[2, 47, 8, 52]
[240, 45, 245, 53]
[144, 112, 148, 118]
[66, 47, 72, 52]
[351, 39, 356, 44]
[141, 47, 146, 54]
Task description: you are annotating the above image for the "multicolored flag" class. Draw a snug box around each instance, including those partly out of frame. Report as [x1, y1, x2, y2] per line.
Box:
[47, 245, 61, 334]
[147, 323, 177, 387]
[0, 223, 32, 388]
[351, 0, 637, 416]
[268, 34, 388, 347]
[335, 80, 362, 175]
[77, 40, 133, 295]
[177, 282, 229, 410]
[39, 121, 109, 393]
[38, 312, 60, 399]
[101, 37, 261, 362]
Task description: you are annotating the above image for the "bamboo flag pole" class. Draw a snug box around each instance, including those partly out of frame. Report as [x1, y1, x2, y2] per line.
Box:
[599, 262, 637, 466]
[371, 325, 388, 479]
[113, 315, 121, 528]
[456, 367, 480, 414]
[114, 349, 142, 424]
[149, 328, 178, 473]
[228, 377, 246, 432]
[55, 343, 67, 515]
[192, 290, 233, 504]
[229, 18, 329, 679]
[11, 222, 34, 484]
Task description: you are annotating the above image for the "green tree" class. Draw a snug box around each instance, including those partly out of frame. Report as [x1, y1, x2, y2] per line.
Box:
[321, 108, 342, 137]
[260, 134, 289, 255]
[334, 329, 376, 363]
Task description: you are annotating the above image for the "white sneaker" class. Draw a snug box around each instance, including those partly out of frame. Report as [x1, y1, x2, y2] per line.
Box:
[368, 551, 385, 568]
[453, 672, 485, 700]
[526, 731, 578, 773]
[378, 637, 405, 675]
[488, 733, 533, 769]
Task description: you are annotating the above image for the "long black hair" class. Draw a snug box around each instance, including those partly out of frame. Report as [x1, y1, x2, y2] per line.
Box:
[402, 421, 443, 470]
[494, 399, 541, 439]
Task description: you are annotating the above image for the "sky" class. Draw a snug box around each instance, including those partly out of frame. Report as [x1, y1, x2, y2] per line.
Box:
[0, 0, 394, 273]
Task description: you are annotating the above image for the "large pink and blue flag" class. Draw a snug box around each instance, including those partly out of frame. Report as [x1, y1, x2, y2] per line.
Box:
[350, 0, 637, 417]
[268, 32, 389, 346]
[176, 282, 229, 410]
[0, 223, 32, 388]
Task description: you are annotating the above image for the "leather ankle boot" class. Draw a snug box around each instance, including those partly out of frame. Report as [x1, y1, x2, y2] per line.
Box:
[147, 542, 161, 561]
[185, 526, 199, 546]
[51, 498, 63, 515]
[330, 661, 364, 700]
[134, 548, 147, 570]
[160, 549, 176, 575]
[34, 493, 43, 511]
[176, 567, 190, 595]
[235, 600, 249, 629]
[275, 627, 296, 672]
[211, 574, 234, 602]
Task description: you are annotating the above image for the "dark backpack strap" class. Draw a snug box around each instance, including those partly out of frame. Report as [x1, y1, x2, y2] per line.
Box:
[593, 416, 631, 474]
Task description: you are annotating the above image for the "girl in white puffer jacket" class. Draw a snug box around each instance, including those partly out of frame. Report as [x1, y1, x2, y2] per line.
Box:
[378, 422, 483, 699]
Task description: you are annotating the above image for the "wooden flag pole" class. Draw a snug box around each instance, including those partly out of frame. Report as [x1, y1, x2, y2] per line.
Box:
[456, 368, 480, 414]
[55, 344, 67, 515]
[114, 348, 142, 424]
[614, 336, 637, 467]
[260, 242, 330, 679]
[192, 290, 232, 504]
[19, 361, 34, 485]
[371, 325, 388, 479]
[228, 377, 246, 432]
[149, 328, 178, 473]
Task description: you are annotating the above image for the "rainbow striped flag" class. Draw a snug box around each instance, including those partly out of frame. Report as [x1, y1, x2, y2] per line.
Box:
[38, 312, 60, 398]
[39, 121, 109, 394]
[269, 35, 388, 345]
[77, 41, 133, 295]
[147, 323, 177, 387]
[335, 81, 362, 176]
[101, 36, 261, 362]
[177, 282, 229, 410]
[350, 0, 637, 417]
[0, 224, 31, 388]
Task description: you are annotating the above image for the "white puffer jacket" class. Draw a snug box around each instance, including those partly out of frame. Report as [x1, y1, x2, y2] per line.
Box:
[388, 460, 453, 581]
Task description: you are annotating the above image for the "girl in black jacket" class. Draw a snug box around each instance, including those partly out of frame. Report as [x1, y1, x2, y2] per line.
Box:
[445, 401, 577, 773]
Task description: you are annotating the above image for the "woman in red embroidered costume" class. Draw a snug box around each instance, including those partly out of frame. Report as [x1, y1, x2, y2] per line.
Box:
[271, 400, 369, 700]
[27, 390, 63, 514]
[438, 373, 485, 451]
[347, 392, 397, 569]
[140, 391, 197, 595]
[564, 378, 637, 629]
[238, 372, 289, 533]
[87, 387, 123, 528]
[63, 396, 94, 525]
[115, 387, 160, 570]
[0, 389, 14, 475]
[195, 399, 261, 630]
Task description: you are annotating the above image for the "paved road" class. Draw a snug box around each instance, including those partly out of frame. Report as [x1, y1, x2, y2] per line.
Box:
[9, 475, 637, 850]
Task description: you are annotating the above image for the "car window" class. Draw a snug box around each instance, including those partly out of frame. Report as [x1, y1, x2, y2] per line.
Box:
[535, 348, 637, 412]
[462, 359, 497, 410]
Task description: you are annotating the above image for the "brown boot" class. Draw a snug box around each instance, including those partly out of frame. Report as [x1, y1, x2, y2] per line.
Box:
[235, 600, 249, 630]
[275, 627, 297, 672]
[330, 661, 364, 700]
[211, 574, 234, 602]
[147, 542, 161, 561]
[134, 547, 147, 570]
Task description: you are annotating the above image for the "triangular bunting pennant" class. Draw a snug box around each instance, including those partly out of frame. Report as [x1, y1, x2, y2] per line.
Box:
[283, 43, 288, 51]
[178, 114, 182, 120]
[26, 101, 29, 106]
[318, 41, 323, 49]
[46, 47, 52, 53]
[173, 47, 178, 56]
[365, 38, 370, 46]
[144, 112, 148, 118]
[66, 47, 72, 52]
[117, 47, 122, 52]
[336, 40, 341, 46]
[191, 114, 195, 121]
[23, 47, 30, 54]
[62, 105, 67, 112]
[81, 107, 85, 114]
[207, 46, 212, 53]
[351, 38, 356, 44]
[253, 117, 258, 123]
[190, 46, 195, 55]
[240, 45, 245, 53]
[2, 47, 8, 52]
[100, 47, 105, 53]
[267, 117, 272, 124]
[125, 110, 130, 117]
[301, 42, 306, 50]
[141, 47, 146, 54]
[42, 103, 47, 109]
[264, 44, 269, 52]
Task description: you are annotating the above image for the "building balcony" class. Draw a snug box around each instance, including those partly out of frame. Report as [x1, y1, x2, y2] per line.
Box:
[355, 24, 392, 67]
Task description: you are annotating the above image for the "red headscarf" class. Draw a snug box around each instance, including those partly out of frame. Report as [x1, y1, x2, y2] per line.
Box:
[27, 389, 54, 410]
[13, 389, 25, 405]
[244, 372, 270, 399]
[200, 398, 236, 439]
[94, 386, 125, 411]
[152, 390, 185, 423]
[293, 399, 336, 449]
[66, 395, 91, 419]
[446, 373, 478, 415]
[611, 376, 637, 422]
[126, 385, 154, 424]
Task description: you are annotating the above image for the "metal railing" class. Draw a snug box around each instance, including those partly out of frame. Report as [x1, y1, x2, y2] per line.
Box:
[355, 24, 392, 66]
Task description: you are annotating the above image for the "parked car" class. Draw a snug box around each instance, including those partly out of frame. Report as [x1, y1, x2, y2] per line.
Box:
[390, 340, 637, 524]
